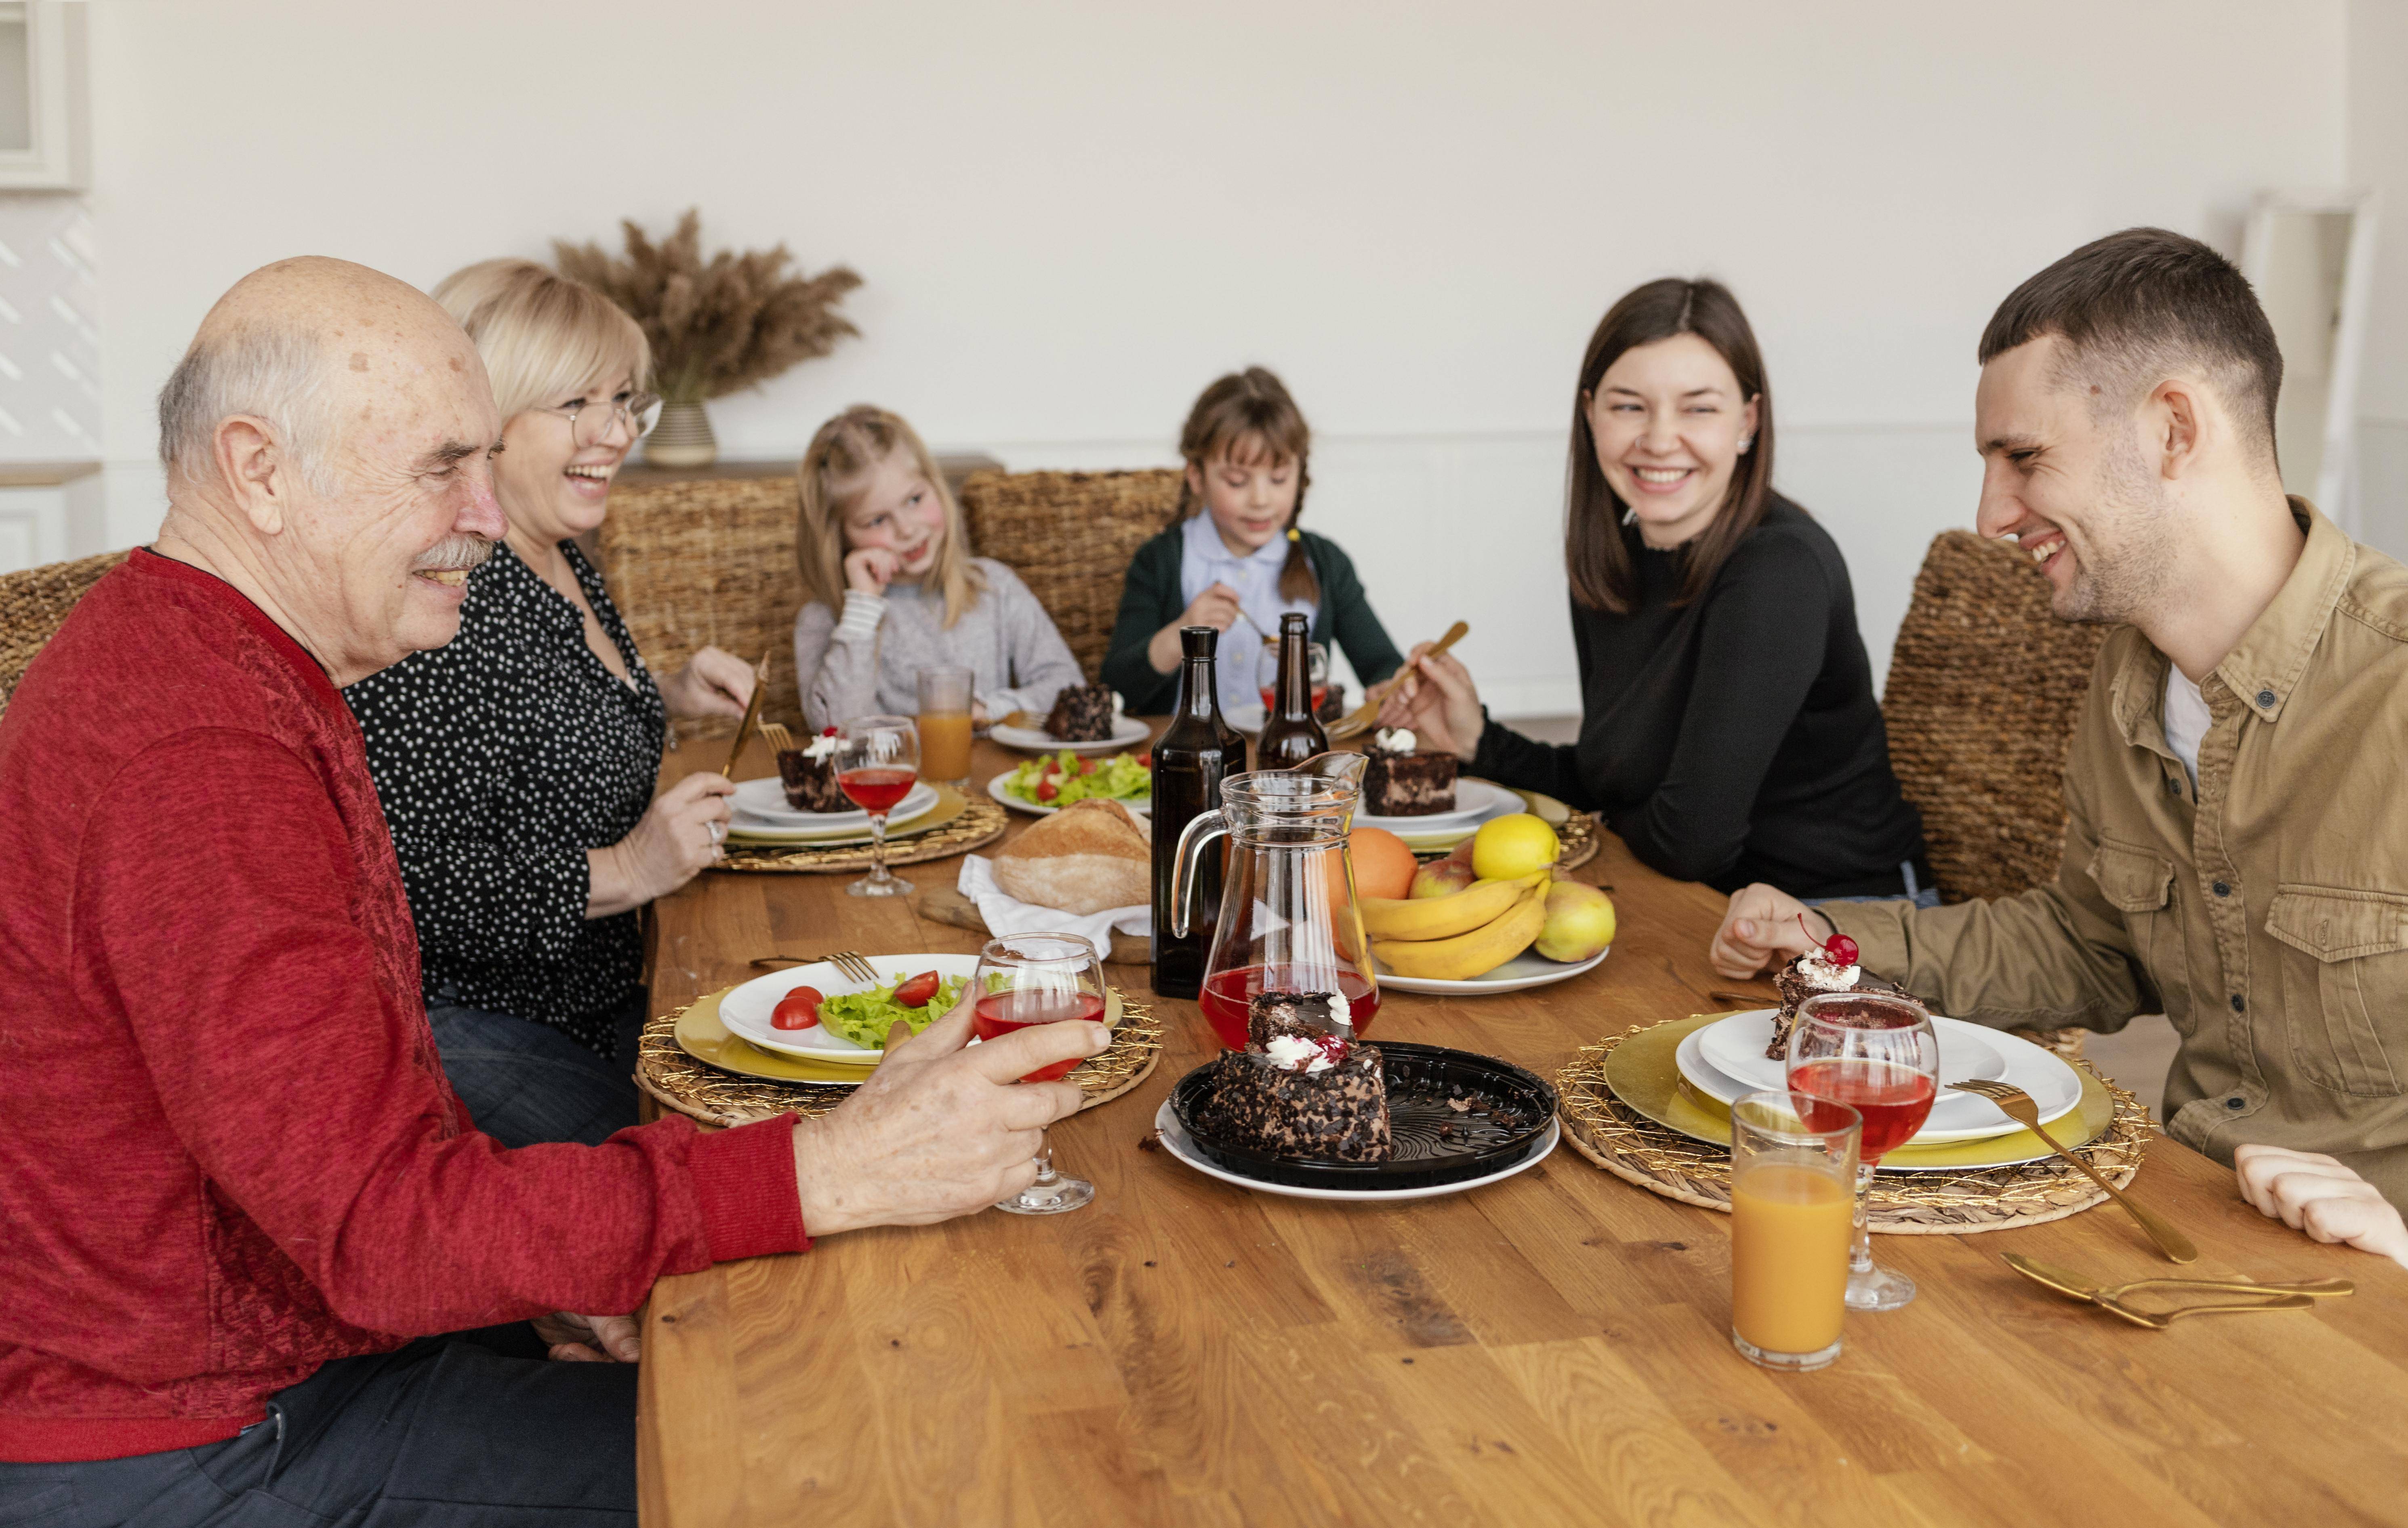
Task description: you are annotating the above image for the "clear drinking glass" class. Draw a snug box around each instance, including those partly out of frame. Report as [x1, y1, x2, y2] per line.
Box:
[915, 666, 976, 786]
[1729, 1089, 1860, 1371]
[971, 933, 1104, 1214]
[834, 714, 919, 898]
[1784, 990, 1941, 1312]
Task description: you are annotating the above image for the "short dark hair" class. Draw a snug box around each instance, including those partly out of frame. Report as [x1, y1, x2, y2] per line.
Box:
[1978, 227, 2282, 465]
[1564, 277, 1773, 615]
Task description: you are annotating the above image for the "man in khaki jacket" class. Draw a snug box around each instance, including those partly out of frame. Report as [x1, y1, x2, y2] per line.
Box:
[1710, 228, 2408, 1267]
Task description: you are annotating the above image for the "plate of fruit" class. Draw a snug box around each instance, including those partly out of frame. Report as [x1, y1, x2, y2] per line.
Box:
[1351, 815, 1616, 994]
[991, 750, 1152, 815]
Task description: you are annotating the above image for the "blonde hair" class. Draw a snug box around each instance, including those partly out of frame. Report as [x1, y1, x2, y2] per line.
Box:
[796, 405, 985, 628]
[430, 258, 650, 420]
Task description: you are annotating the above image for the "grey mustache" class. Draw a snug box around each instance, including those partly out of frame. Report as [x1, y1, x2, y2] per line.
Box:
[411, 536, 495, 573]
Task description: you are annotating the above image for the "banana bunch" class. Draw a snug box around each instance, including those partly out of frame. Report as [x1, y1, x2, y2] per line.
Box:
[1361, 870, 1550, 980]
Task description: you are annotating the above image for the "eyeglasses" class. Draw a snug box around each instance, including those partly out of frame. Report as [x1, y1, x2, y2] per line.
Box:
[541, 389, 663, 448]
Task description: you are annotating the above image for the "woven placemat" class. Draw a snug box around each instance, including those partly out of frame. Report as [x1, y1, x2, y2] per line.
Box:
[718, 796, 1009, 874]
[636, 991, 1161, 1128]
[1556, 1020, 2152, 1234]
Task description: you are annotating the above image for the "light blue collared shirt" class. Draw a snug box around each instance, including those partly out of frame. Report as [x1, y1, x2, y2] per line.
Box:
[1177, 513, 1317, 717]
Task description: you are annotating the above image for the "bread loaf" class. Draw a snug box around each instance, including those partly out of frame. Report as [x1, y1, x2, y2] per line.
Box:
[991, 798, 1150, 914]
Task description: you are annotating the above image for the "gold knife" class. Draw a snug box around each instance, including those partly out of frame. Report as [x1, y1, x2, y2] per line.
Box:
[721, 651, 772, 777]
[2004, 1253, 2328, 1328]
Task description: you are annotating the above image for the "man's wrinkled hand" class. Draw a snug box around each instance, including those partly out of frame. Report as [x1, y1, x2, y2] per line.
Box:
[2234, 1144, 2408, 1268]
[1709, 883, 1830, 979]
[533, 1311, 642, 1363]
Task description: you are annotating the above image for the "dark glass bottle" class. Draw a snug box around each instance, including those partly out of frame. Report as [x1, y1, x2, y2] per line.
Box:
[1254, 611, 1329, 769]
[1150, 626, 1249, 999]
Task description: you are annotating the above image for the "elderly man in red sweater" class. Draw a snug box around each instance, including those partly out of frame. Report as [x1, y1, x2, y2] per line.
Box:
[0, 257, 1107, 1525]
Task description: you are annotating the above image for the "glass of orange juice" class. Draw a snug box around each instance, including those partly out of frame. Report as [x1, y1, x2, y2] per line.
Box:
[1729, 1089, 1859, 1372]
[915, 666, 976, 786]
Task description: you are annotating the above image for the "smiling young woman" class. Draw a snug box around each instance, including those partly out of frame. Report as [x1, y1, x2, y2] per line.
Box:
[1381, 279, 1933, 904]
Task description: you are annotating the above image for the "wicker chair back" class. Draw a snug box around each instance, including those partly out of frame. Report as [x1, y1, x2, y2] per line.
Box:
[1882, 529, 2112, 904]
[0, 549, 129, 723]
[594, 477, 808, 739]
[956, 468, 1180, 684]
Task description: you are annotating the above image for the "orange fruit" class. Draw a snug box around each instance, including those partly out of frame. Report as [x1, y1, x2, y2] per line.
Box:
[1347, 826, 1419, 902]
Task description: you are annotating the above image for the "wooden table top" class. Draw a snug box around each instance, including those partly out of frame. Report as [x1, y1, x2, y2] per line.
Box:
[637, 734, 2408, 1528]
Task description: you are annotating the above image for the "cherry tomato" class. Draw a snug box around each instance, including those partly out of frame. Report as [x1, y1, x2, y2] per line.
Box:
[1135, 750, 1151, 768]
[1035, 777, 1059, 802]
[892, 970, 941, 1008]
[771, 986, 824, 1030]
[1079, 758, 1099, 775]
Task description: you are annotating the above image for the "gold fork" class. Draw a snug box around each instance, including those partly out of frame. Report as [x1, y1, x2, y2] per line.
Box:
[1952, 1077, 2197, 1263]
[749, 950, 880, 984]
[759, 720, 798, 757]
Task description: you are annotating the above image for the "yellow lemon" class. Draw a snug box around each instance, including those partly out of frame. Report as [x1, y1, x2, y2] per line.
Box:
[1470, 813, 1559, 881]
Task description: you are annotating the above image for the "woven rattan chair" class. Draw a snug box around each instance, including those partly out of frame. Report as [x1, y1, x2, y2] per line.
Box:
[595, 477, 808, 739]
[957, 468, 1180, 684]
[0, 549, 128, 723]
[1882, 529, 2114, 1057]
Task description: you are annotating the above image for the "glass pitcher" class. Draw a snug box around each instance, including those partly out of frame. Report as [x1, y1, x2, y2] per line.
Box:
[1169, 752, 1380, 1050]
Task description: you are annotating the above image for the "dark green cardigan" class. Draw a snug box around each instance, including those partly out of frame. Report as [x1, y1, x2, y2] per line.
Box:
[1100, 525, 1405, 714]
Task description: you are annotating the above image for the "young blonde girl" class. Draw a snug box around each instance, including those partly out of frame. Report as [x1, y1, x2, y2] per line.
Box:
[1100, 367, 1403, 716]
[793, 405, 1083, 728]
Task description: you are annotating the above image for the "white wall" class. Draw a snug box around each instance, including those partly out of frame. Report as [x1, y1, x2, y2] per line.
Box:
[72, 0, 2351, 706]
[2350, 0, 2408, 561]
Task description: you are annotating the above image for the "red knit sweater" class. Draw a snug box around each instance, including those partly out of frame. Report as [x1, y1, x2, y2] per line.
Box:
[0, 551, 807, 1463]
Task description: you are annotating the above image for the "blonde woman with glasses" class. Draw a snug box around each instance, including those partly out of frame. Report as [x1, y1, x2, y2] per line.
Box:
[346, 259, 755, 1146]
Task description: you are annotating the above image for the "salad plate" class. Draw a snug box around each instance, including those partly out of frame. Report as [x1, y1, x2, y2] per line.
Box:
[729, 776, 939, 832]
[989, 715, 1150, 755]
[989, 751, 1152, 815]
[718, 954, 1125, 1064]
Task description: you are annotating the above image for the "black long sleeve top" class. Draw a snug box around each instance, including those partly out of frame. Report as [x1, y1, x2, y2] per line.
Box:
[1472, 496, 1926, 899]
[345, 541, 664, 1049]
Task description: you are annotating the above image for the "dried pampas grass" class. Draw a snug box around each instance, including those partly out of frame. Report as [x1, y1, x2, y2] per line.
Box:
[554, 209, 861, 405]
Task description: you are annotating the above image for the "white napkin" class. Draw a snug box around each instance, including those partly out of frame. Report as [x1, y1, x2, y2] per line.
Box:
[959, 854, 1151, 954]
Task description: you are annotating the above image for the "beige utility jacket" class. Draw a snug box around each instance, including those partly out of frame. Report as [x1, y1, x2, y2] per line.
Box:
[1828, 502, 2408, 1207]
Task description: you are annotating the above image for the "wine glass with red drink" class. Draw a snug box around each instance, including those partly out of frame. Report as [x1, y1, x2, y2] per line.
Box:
[1785, 984, 1940, 1312]
[834, 714, 920, 899]
[1256, 638, 1329, 716]
[971, 932, 1104, 1214]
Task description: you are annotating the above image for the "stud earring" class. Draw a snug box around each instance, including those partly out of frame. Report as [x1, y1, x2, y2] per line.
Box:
[1621, 505, 1639, 527]
[1737, 437, 1754, 454]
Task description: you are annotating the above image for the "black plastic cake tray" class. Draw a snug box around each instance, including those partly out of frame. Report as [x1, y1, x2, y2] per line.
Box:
[1169, 1041, 1558, 1192]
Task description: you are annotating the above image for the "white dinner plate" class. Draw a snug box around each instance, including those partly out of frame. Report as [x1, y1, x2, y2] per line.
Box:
[989, 715, 1151, 755]
[1674, 1021, 2084, 1148]
[719, 953, 984, 1063]
[1698, 1009, 2008, 1094]
[1222, 702, 1265, 735]
[987, 771, 1150, 817]
[1372, 943, 1610, 996]
[729, 775, 939, 832]
[1354, 777, 1523, 837]
[1153, 1101, 1558, 1201]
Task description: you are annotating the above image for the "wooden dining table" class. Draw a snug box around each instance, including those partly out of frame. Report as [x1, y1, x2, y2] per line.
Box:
[636, 733, 2408, 1527]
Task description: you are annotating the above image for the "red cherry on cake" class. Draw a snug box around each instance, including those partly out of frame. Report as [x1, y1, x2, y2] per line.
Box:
[1824, 933, 1859, 967]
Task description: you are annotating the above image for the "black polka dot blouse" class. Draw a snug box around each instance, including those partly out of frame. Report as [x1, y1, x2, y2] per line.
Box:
[345, 540, 665, 1052]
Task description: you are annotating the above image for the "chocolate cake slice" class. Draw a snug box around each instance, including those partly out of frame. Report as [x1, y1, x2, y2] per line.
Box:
[1190, 990, 1391, 1163]
[1363, 727, 1457, 816]
[776, 728, 849, 813]
[1315, 681, 1347, 724]
[1766, 935, 1911, 1059]
[1044, 681, 1117, 743]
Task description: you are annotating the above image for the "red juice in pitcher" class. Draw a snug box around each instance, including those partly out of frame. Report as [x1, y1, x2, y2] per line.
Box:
[1199, 964, 1379, 1050]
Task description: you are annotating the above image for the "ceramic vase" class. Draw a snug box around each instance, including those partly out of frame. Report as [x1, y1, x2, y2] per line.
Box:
[645, 400, 717, 468]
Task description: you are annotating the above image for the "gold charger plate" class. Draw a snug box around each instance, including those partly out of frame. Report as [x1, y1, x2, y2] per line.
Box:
[726, 783, 970, 847]
[676, 982, 1126, 1085]
[1603, 1012, 2112, 1171]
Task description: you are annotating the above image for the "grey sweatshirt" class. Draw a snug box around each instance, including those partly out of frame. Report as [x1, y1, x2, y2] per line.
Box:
[792, 557, 1087, 729]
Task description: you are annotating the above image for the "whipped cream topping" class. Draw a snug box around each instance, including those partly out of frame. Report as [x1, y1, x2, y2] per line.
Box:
[1375, 727, 1417, 755]
[1263, 1034, 1338, 1074]
[799, 734, 839, 761]
[1797, 952, 1860, 989]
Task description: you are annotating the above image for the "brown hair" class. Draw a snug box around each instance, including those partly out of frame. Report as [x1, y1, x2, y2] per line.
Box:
[1978, 227, 2282, 467]
[1563, 278, 1773, 614]
[795, 404, 985, 628]
[1174, 367, 1318, 604]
